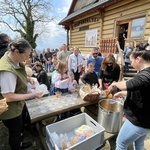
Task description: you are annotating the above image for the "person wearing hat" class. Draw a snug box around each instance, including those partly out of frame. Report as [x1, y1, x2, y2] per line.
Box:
[35, 62, 50, 92]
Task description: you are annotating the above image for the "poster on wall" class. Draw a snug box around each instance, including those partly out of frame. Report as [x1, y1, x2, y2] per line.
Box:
[130, 17, 145, 38]
[85, 29, 97, 47]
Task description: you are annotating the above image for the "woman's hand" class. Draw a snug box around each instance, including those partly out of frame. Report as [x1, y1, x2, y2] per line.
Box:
[107, 82, 116, 93]
[33, 92, 43, 98]
[65, 78, 71, 82]
[28, 77, 36, 85]
[98, 85, 103, 90]
[113, 91, 127, 99]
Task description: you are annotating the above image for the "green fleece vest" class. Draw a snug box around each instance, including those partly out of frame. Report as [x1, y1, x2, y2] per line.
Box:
[0, 53, 27, 120]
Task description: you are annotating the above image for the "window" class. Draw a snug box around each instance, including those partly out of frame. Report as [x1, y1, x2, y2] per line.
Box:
[130, 17, 146, 38]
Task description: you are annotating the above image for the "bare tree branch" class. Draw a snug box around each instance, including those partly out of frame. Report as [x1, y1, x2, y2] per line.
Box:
[0, 0, 54, 48]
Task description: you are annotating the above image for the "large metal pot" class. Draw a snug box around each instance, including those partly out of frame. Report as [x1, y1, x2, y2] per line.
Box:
[97, 99, 123, 133]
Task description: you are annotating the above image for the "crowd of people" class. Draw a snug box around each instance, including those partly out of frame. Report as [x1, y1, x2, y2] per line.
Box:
[23, 44, 122, 96]
[0, 32, 150, 150]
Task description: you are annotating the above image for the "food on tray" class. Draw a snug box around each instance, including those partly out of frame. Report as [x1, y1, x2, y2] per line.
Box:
[82, 86, 91, 94]
[70, 135, 79, 146]
[0, 98, 8, 114]
[91, 87, 101, 94]
[100, 90, 108, 97]
[50, 124, 96, 150]
[70, 125, 94, 147]
[75, 125, 93, 136]
[107, 93, 113, 98]
[100, 90, 113, 98]
[79, 85, 101, 102]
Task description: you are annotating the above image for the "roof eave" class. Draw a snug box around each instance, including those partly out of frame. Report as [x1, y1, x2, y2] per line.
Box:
[59, 0, 114, 26]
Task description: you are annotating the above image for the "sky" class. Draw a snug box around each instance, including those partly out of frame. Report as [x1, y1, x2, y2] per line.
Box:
[0, 0, 72, 51]
[36, 0, 73, 51]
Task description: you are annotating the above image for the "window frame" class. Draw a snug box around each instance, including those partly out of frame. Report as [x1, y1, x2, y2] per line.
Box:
[114, 12, 147, 40]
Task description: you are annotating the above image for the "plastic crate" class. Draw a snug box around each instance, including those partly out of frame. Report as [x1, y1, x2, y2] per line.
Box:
[46, 113, 105, 150]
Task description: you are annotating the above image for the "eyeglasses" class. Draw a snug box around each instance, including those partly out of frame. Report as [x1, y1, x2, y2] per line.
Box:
[106, 62, 113, 65]
[93, 53, 98, 55]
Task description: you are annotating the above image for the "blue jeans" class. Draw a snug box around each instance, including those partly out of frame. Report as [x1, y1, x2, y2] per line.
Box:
[49, 85, 55, 95]
[116, 119, 150, 150]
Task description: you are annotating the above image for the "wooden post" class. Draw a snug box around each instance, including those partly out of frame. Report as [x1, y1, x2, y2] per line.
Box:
[116, 41, 125, 81]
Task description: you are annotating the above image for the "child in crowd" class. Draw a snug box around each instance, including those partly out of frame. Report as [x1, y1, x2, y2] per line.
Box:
[25, 66, 47, 98]
[81, 62, 99, 87]
[52, 53, 57, 63]
[46, 57, 53, 72]
[25, 66, 36, 93]
[80, 57, 87, 75]
[53, 62, 75, 120]
[53, 61, 72, 93]
[68, 71, 78, 92]
[51, 53, 58, 72]
[35, 62, 50, 92]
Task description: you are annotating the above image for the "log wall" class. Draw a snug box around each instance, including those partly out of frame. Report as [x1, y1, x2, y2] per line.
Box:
[69, 0, 150, 54]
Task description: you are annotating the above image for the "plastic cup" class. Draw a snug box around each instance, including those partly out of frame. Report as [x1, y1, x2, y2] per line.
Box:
[55, 91, 62, 98]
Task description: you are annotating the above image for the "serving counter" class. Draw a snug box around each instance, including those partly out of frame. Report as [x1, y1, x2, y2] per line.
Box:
[25, 93, 97, 124]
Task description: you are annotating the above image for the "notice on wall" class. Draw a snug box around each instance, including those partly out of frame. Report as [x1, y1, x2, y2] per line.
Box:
[85, 29, 98, 47]
[130, 17, 145, 38]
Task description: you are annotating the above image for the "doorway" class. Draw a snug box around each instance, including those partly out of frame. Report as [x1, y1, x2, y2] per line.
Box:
[118, 23, 128, 50]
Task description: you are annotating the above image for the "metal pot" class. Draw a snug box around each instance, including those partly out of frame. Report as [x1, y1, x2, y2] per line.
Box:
[97, 99, 123, 133]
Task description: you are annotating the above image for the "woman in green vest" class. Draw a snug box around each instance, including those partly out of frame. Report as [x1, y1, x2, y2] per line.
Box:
[0, 39, 43, 150]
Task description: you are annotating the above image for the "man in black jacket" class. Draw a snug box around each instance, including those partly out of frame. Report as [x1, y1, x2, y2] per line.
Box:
[35, 62, 50, 91]
[0, 33, 10, 58]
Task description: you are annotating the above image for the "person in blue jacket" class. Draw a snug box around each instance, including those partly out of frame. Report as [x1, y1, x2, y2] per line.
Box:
[87, 47, 103, 76]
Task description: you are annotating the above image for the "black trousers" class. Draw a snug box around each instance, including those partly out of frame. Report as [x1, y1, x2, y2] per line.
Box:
[2, 105, 28, 150]
[73, 71, 80, 84]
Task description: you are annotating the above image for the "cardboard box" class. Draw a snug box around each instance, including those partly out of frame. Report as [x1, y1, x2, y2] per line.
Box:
[46, 113, 105, 150]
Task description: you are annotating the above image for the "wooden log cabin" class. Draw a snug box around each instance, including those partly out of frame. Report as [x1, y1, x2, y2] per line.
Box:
[59, 0, 150, 55]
